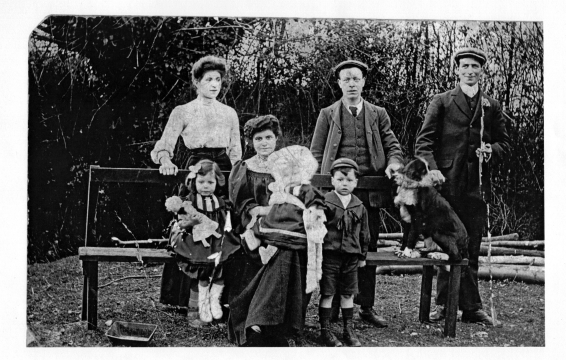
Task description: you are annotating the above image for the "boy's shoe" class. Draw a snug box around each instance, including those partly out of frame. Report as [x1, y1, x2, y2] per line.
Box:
[462, 310, 502, 327]
[359, 307, 388, 328]
[429, 305, 446, 322]
[342, 318, 361, 347]
[320, 325, 343, 347]
[319, 307, 343, 347]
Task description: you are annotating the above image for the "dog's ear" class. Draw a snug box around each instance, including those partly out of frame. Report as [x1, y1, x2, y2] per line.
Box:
[403, 160, 414, 180]
[404, 167, 416, 181]
[393, 162, 406, 180]
[417, 159, 429, 178]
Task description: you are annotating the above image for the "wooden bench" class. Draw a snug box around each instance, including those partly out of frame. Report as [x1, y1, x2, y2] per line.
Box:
[80, 166, 468, 337]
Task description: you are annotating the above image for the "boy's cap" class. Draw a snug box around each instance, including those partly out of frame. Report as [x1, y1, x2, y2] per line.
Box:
[330, 158, 359, 172]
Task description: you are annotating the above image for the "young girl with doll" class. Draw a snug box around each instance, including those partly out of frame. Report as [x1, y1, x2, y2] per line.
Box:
[165, 159, 237, 326]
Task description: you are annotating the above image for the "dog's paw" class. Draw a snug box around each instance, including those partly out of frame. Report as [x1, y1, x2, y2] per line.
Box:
[395, 247, 413, 258]
[427, 252, 449, 261]
[410, 249, 422, 258]
[402, 248, 412, 258]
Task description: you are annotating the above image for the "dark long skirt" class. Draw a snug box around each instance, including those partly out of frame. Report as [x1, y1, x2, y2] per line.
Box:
[223, 248, 263, 305]
[228, 248, 307, 346]
[159, 149, 232, 307]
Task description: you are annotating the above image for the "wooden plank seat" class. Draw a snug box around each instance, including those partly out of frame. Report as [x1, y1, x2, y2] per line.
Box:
[79, 246, 467, 337]
[80, 166, 468, 338]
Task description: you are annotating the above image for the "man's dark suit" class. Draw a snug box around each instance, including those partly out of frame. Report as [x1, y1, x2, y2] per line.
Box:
[415, 84, 510, 311]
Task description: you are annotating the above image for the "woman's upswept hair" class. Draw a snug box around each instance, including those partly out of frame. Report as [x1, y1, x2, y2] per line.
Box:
[185, 159, 225, 194]
[241, 115, 283, 160]
[243, 115, 282, 141]
[191, 55, 227, 83]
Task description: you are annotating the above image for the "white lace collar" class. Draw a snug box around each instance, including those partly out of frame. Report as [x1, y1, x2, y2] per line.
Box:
[245, 155, 273, 174]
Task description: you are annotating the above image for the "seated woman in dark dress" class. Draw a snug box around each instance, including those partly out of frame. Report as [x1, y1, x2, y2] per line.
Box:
[228, 137, 327, 346]
[225, 115, 279, 343]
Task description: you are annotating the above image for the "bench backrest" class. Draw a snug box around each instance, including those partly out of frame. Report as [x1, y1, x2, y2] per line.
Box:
[85, 165, 394, 246]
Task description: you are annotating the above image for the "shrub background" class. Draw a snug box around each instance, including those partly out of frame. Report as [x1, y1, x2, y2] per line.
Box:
[28, 17, 543, 263]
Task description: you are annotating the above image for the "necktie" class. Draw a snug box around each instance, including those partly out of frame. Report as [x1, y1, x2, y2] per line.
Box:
[349, 106, 358, 117]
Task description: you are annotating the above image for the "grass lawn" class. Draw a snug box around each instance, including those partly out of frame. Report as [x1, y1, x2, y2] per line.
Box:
[26, 255, 544, 347]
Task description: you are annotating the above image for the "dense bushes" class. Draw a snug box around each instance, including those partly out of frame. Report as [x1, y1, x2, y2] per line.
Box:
[28, 17, 543, 263]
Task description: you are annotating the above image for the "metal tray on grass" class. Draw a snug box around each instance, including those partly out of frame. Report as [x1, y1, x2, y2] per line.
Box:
[105, 321, 157, 347]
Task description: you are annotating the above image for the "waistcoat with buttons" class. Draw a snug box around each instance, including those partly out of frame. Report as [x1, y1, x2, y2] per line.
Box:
[336, 104, 372, 174]
[464, 91, 479, 115]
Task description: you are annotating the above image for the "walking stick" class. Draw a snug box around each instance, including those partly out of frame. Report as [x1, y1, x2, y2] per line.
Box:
[479, 96, 497, 324]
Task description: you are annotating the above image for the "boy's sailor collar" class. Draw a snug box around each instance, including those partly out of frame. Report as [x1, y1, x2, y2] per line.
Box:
[326, 191, 362, 209]
[334, 190, 351, 208]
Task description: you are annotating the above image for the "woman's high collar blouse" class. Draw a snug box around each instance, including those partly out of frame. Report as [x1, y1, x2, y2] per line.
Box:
[151, 97, 242, 165]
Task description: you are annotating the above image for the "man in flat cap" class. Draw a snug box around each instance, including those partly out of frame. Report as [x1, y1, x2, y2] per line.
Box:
[415, 47, 510, 326]
[311, 59, 403, 328]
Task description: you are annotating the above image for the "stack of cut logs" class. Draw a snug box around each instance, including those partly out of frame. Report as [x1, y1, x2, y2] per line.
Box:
[374, 233, 544, 284]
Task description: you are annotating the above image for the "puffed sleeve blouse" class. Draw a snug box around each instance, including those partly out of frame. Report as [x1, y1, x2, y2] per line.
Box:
[151, 97, 242, 165]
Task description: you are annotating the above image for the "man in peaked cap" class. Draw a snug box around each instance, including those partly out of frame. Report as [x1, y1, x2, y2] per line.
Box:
[311, 59, 403, 328]
[415, 47, 510, 326]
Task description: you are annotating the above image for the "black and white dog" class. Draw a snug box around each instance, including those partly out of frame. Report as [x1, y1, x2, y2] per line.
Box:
[394, 157, 468, 261]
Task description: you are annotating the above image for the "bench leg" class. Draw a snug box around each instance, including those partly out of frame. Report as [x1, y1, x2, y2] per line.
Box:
[81, 262, 87, 322]
[444, 265, 462, 337]
[419, 265, 434, 323]
[82, 260, 99, 330]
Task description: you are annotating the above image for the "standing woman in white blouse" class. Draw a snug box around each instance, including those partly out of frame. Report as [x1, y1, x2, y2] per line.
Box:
[151, 55, 242, 179]
[150, 55, 242, 326]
